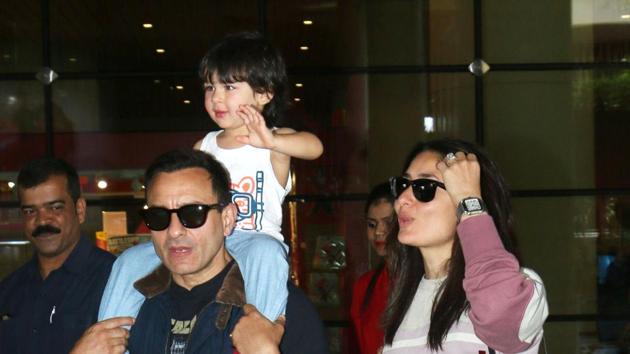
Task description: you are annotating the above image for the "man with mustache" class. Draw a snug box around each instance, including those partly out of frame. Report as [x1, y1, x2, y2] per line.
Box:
[0, 157, 115, 354]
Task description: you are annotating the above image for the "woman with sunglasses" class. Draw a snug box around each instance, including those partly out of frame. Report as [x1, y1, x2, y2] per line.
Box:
[382, 139, 548, 354]
[350, 182, 395, 354]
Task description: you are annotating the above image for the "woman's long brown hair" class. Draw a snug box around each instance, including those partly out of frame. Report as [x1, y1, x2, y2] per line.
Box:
[382, 138, 519, 351]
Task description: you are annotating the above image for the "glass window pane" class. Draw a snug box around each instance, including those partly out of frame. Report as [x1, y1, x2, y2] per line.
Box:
[286, 74, 475, 194]
[286, 74, 369, 194]
[52, 77, 210, 170]
[483, 0, 630, 63]
[54, 131, 202, 171]
[513, 195, 630, 317]
[428, 0, 474, 65]
[286, 73, 473, 193]
[52, 78, 208, 133]
[513, 196, 597, 316]
[0, 81, 46, 172]
[50, 1, 258, 72]
[369, 73, 475, 182]
[544, 320, 630, 354]
[268, 0, 428, 67]
[0, 0, 42, 73]
[485, 70, 630, 190]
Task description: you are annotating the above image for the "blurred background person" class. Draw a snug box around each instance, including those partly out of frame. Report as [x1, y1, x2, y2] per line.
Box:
[350, 182, 395, 354]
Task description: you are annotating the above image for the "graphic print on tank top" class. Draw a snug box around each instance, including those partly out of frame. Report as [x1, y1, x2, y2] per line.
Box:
[231, 170, 264, 231]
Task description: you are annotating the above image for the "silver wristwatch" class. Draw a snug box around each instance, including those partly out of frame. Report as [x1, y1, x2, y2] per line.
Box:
[456, 197, 486, 223]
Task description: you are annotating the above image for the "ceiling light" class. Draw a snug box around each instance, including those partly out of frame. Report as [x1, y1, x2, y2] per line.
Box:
[154, 79, 161, 84]
[423, 116, 435, 133]
[299, 46, 309, 51]
[156, 48, 165, 54]
[176, 85, 184, 90]
[295, 83, 303, 87]
[622, 14, 630, 19]
[97, 179, 108, 190]
[303, 20, 313, 25]
[293, 98, 301, 102]
[7, 181, 15, 189]
[143, 23, 153, 28]
[183, 100, 191, 104]
[69, 57, 77, 62]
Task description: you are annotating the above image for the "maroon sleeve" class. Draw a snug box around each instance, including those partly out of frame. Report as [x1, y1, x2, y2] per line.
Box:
[458, 214, 537, 353]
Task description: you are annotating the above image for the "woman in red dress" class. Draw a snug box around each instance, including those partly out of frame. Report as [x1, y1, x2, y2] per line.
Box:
[351, 182, 395, 354]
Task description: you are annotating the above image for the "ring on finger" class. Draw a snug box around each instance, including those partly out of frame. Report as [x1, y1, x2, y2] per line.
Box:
[445, 152, 457, 165]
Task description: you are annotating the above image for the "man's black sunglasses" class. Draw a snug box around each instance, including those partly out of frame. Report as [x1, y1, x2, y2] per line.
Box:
[389, 177, 446, 202]
[139, 203, 225, 231]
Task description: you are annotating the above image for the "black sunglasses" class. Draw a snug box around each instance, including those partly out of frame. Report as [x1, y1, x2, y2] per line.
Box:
[389, 177, 446, 202]
[139, 203, 224, 231]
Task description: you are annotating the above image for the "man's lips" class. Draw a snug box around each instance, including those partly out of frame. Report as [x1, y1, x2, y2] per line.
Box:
[169, 246, 192, 256]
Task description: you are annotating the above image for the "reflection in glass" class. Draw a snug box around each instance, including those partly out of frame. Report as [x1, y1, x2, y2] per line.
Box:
[513, 194, 630, 334]
[50, 0, 258, 72]
[428, 0, 474, 65]
[268, 0, 429, 67]
[0, 0, 42, 73]
[0, 81, 46, 171]
[52, 78, 208, 132]
[486, 70, 630, 190]
[484, 0, 630, 63]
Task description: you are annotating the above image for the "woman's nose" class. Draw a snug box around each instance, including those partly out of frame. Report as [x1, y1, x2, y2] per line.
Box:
[396, 184, 415, 206]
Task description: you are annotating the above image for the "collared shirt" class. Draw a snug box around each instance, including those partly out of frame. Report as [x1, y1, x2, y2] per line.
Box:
[0, 236, 115, 354]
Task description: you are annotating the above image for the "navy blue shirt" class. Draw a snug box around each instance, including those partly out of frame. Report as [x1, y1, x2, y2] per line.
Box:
[0, 237, 115, 354]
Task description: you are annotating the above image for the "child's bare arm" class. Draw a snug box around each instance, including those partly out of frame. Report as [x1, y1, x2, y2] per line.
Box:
[236, 105, 323, 160]
[193, 139, 203, 150]
[270, 128, 323, 160]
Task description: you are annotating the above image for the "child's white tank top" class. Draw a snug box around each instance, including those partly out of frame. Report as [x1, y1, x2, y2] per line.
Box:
[199, 130, 291, 241]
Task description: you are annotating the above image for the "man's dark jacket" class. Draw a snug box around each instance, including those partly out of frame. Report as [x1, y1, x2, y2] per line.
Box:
[128, 262, 329, 354]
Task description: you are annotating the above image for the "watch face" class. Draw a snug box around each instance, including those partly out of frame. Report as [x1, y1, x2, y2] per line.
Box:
[464, 198, 482, 211]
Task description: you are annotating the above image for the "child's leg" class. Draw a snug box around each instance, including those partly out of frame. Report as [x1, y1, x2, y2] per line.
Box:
[98, 242, 161, 320]
[225, 230, 289, 321]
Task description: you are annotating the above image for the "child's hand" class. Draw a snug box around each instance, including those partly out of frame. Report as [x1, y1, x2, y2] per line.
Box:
[235, 105, 276, 149]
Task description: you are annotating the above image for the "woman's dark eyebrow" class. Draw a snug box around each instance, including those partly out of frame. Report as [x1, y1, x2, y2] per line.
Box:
[404, 172, 439, 179]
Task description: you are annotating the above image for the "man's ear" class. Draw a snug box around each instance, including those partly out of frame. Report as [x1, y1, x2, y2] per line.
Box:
[221, 203, 237, 237]
[75, 197, 87, 224]
[254, 91, 273, 106]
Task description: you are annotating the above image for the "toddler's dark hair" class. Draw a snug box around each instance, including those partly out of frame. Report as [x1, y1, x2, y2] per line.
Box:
[199, 32, 288, 127]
